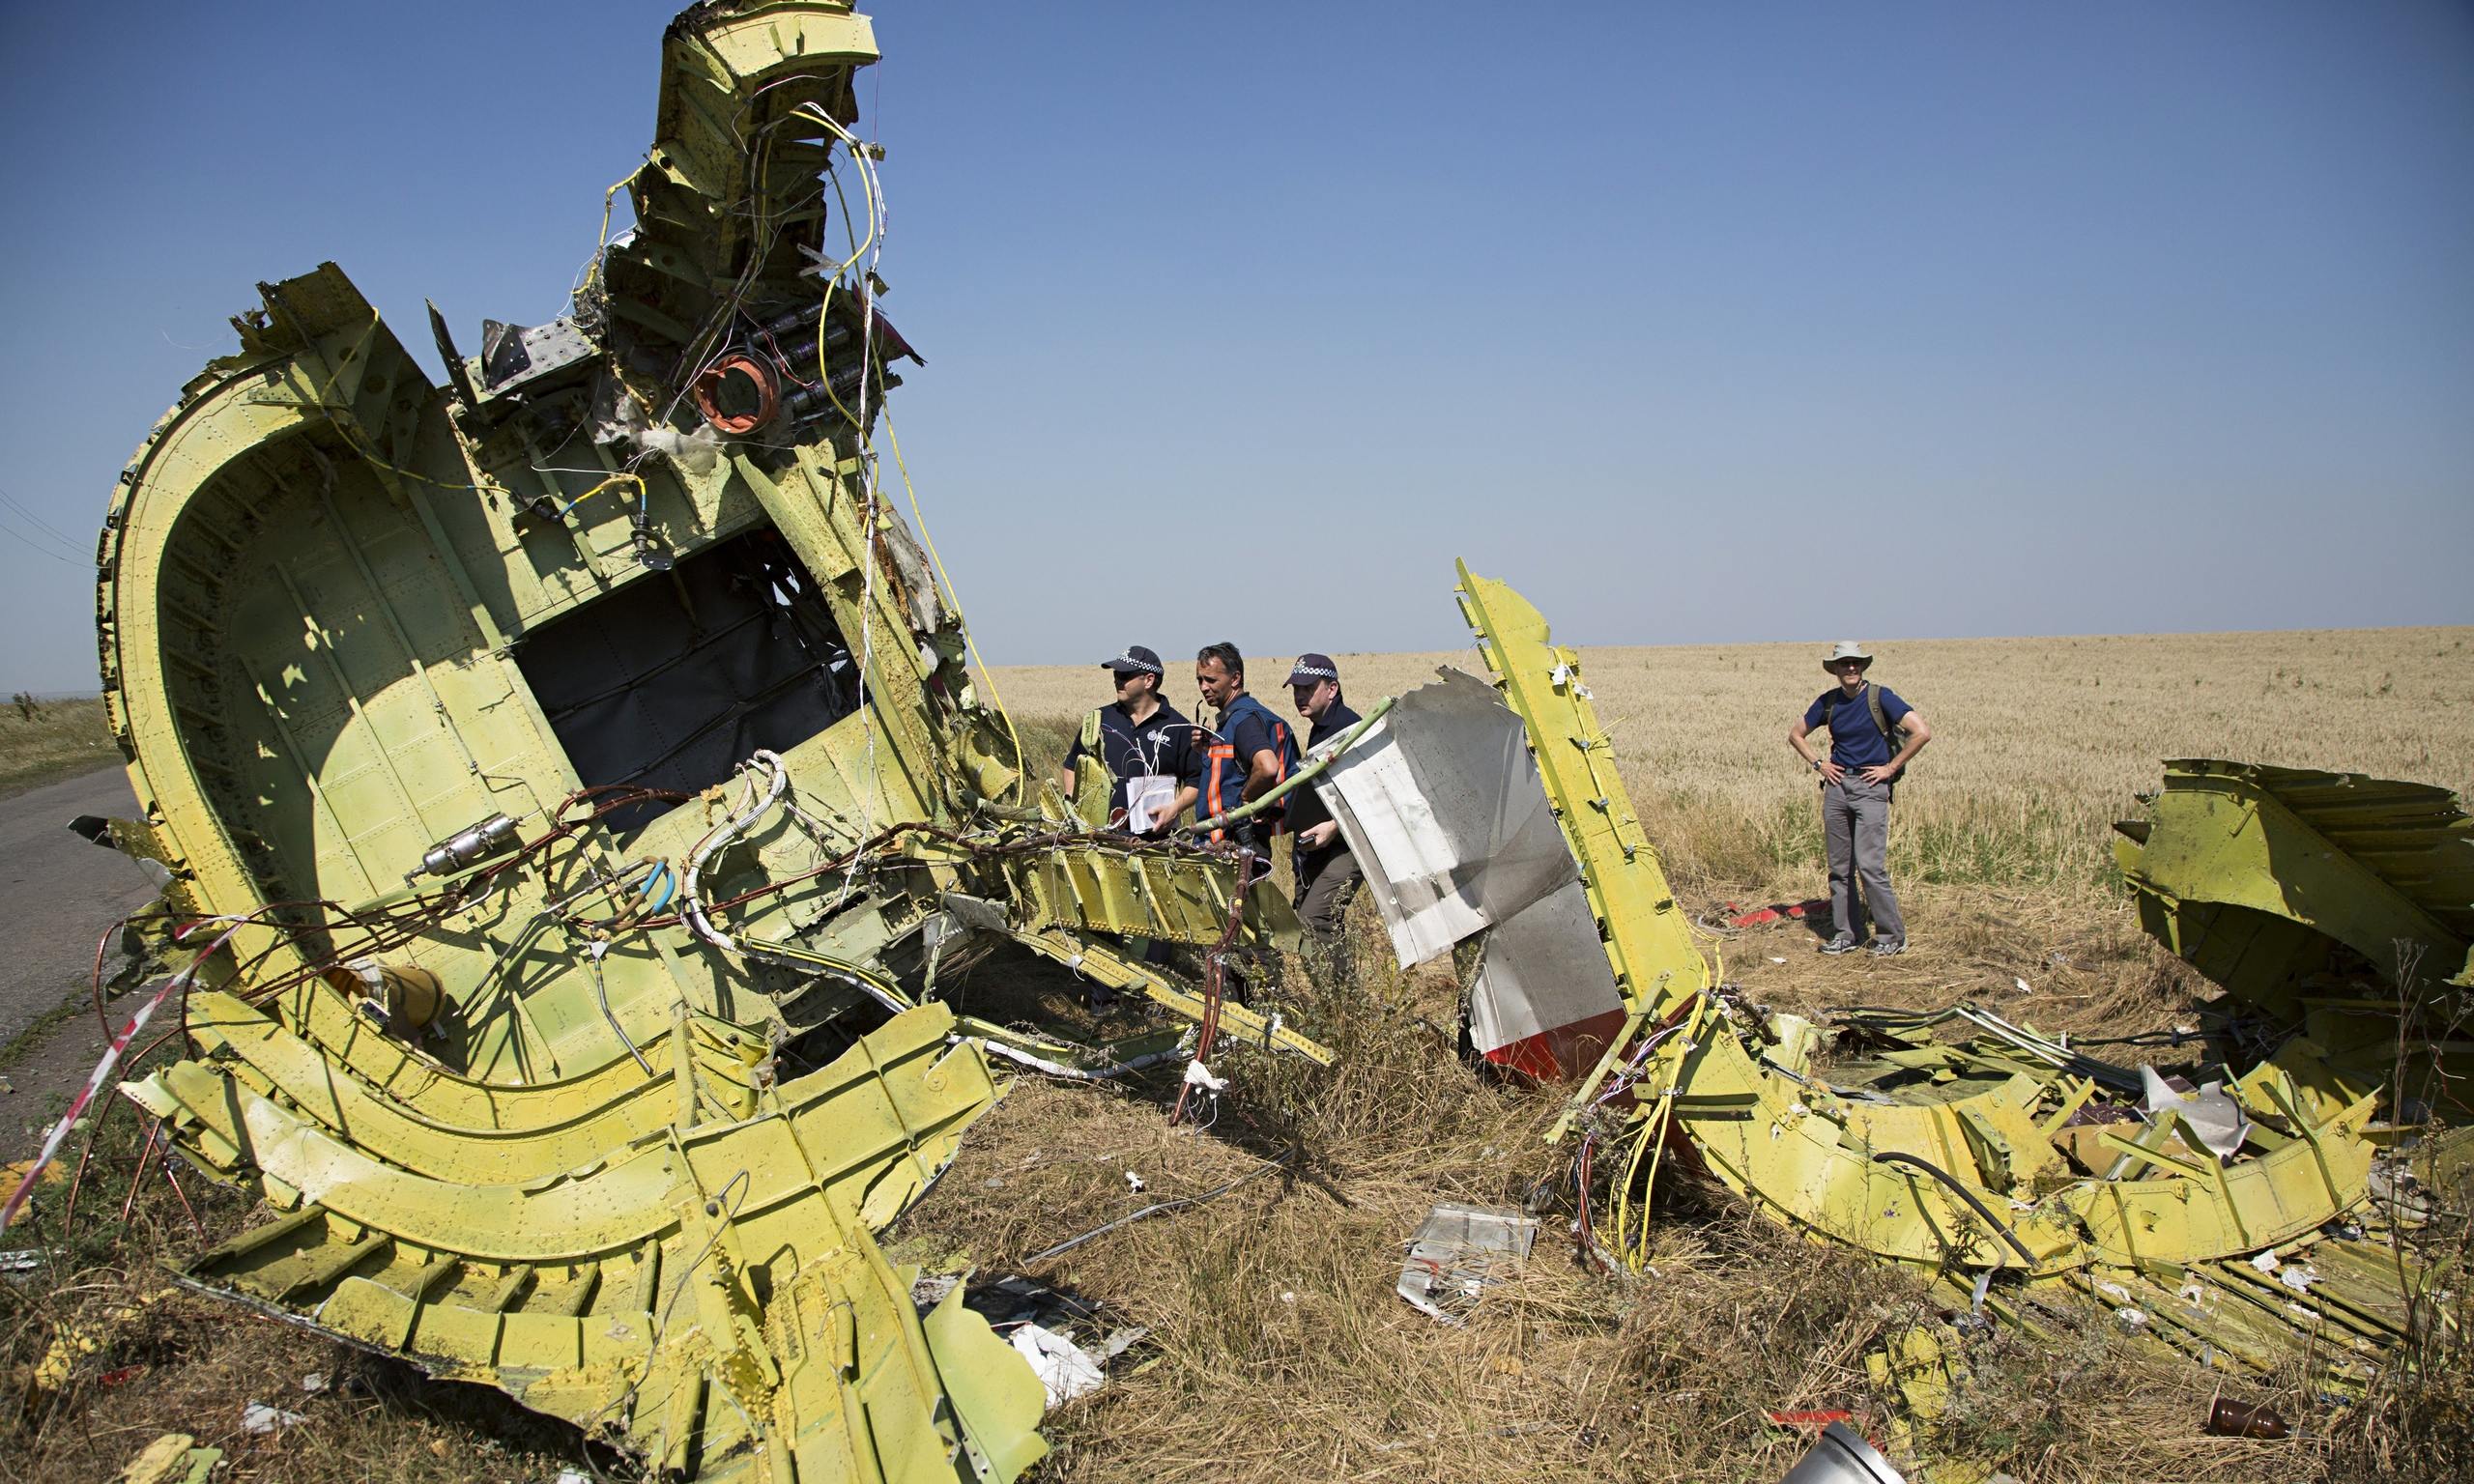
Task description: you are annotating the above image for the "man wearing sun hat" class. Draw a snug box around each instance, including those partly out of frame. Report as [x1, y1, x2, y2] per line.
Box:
[1787, 641, 1933, 956]
[1058, 644, 1202, 836]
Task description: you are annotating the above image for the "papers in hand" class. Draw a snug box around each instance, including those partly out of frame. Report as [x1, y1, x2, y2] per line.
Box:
[1125, 774, 1177, 833]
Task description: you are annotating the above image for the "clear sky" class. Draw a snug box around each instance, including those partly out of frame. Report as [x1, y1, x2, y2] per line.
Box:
[0, 1, 2467, 694]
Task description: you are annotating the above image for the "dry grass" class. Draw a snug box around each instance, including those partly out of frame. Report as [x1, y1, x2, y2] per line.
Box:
[0, 697, 117, 798]
[891, 933, 2306, 1483]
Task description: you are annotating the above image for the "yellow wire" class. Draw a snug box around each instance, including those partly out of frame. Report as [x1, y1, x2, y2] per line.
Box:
[877, 405, 1021, 744]
[306, 390, 498, 497]
[582, 169, 637, 303]
[786, 103, 1023, 768]
[558, 472, 647, 520]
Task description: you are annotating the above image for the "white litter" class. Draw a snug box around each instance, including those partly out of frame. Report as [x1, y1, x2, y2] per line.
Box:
[2013, 977, 2032, 994]
[300, 1371, 328, 1394]
[1008, 1323, 1106, 1409]
[239, 1402, 306, 1434]
[1123, 1170, 1145, 1194]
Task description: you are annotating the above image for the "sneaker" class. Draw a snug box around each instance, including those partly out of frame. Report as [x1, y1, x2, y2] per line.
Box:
[1869, 938, 1907, 957]
[1818, 934, 1858, 956]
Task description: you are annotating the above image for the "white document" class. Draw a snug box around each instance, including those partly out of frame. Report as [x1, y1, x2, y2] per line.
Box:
[1124, 774, 1177, 833]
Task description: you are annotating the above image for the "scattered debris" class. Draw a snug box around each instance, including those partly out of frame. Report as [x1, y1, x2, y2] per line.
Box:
[238, 1401, 307, 1434]
[1395, 1202, 1539, 1324]
[1008, 1324, 1108, 1409]
[1331, 569, 2472, 1416]
[1725, 899, 1830, 928]
[1777, 1419, 1909, 1483]
[115, 1434, 221, 1484]
[2203, 1397, 2291, 1440]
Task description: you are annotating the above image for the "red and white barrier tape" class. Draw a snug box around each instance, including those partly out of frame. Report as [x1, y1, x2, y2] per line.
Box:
[0, 915, 254, 1235]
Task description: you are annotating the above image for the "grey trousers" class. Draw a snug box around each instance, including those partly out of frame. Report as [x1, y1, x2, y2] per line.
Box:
[1293, 844, 1363, 940]
[1822, 777, 1904, 943]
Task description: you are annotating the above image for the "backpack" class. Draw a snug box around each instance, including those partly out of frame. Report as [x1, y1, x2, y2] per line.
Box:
[1818, 684, 1910, 778]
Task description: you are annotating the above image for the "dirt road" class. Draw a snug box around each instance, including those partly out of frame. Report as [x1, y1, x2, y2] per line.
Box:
[0, 765, 158, 1142]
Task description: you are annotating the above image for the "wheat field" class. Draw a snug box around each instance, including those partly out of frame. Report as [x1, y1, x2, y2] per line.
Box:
[984, 626, 2474, 894]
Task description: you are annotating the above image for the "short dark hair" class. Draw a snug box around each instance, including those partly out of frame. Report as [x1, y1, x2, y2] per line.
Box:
[1196, 642, 1244, 681]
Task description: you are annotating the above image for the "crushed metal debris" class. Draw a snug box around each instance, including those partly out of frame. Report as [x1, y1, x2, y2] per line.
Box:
[1395, 1202, 1539, 1325]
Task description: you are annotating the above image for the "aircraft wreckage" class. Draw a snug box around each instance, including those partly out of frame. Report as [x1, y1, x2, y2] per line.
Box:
[18, 2, 2462, 1479]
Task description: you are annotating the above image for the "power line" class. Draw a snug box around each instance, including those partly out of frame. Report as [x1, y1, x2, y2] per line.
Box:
[0, 483, 86, 554]
[0, 505, 87, 565]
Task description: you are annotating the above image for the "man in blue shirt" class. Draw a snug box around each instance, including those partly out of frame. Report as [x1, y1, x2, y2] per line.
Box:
[1057, 645, 1203, 835]
[1284, 653, 1363, 946]
[1787, 641, 1933, 956]
[1193, 642, 1298, 869]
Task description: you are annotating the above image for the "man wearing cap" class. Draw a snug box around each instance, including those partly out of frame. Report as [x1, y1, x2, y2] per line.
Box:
[1193, 642, 1298, 866]
[1285, 653, 1363, 948]
[1787, 642, 1932, 956]
[1059, 645, 1202, 836]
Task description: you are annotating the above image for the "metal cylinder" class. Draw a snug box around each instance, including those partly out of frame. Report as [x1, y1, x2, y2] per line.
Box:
[413, 813, 521, 880]
[325, 959, 446, 1036]
[1779, 1422, 1908, 1484]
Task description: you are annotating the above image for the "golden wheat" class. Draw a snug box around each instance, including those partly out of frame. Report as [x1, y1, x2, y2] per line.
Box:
[986, 627, 2474, 892]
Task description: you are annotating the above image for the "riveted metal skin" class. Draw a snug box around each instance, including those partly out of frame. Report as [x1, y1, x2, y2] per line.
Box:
[99, 6, 1337, 1478]
[1452, 565, 2440, 1412]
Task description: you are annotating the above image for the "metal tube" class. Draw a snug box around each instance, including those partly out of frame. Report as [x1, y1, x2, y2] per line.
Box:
[1181, 694, 1395, 838]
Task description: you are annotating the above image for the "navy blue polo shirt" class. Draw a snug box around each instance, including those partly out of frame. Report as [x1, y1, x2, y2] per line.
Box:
[1202, 693, 1298, 827]
[1802, 683, 1913, 771]
[1284, 699, 1361, 840]
[1062, 699, 1205, 812]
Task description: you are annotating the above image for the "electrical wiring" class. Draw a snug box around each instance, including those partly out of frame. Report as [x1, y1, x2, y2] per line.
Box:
[683, 752, 791, 956]
[575, 167, 642, 307]
[1022, 1147, 1294, 1265]
[254, 288, 506, 500]
[877, 402, 1022, 756]
[552, 471, 648, 523]
[587, 938, 652, 1075]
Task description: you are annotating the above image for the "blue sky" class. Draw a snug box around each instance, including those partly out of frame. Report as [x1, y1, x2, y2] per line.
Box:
[0, 1, 2467, 693]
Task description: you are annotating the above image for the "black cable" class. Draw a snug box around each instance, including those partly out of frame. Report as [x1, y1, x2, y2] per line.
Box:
[1022, 1149, 1292, 1265]
[1869, 1150, 2039, 1266]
